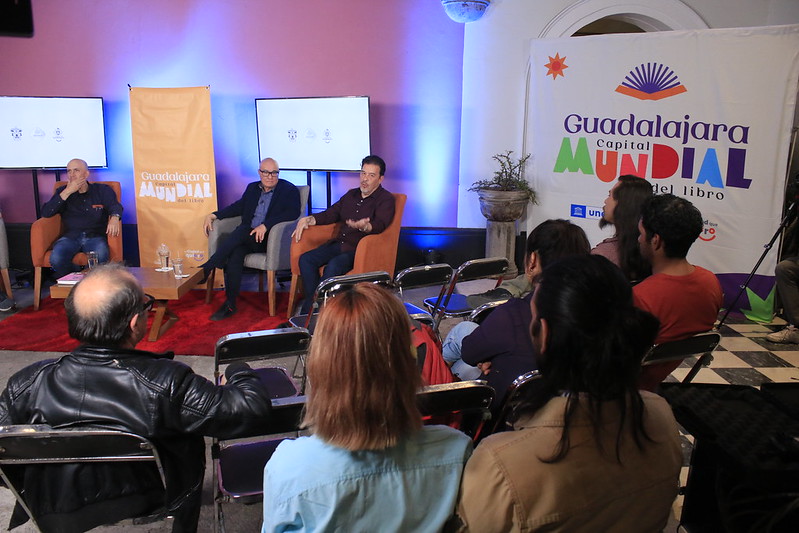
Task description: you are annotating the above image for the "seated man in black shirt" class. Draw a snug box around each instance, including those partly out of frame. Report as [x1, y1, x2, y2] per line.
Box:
[40, 158, 122, 277]
[291, 155, 395, 314]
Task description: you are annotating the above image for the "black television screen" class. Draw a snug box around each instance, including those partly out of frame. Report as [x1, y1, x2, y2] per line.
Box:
[255, 96, 370, 171]
[0, 96, 107, 169]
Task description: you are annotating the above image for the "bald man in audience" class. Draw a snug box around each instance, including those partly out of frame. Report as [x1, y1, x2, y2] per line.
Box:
[634, 194, 723, 391]
[0, 264, 273, 532]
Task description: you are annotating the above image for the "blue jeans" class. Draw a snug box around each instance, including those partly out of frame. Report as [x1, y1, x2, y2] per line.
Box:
[442, 321, 482, 380]
[298, 241, 355, 314]
[50, 233, 110, 277]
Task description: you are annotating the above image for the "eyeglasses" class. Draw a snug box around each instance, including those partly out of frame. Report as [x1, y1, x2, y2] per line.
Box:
[140, 294, 155, 314]
[259, 169, 280, 177]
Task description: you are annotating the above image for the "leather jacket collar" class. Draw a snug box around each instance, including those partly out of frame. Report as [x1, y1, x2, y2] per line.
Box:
[72, 344, 175, 361]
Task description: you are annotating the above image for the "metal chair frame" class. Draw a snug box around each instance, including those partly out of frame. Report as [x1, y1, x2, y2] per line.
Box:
[212, 395, 306, 533]
[0, 424, 168, 531]
[417, 380, 495, 442]
[466, 298, 510, 325]
[289, 270, 393, 331]
[642, 332, 721, 384]
[487, 370, 543, 436]
[393, 263, 454, 328]
[212, 328, 310, 533]
[423, 257, 510, 332]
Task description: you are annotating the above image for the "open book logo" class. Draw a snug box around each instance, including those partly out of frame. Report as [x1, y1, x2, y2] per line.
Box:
[615, 62, 687, 101]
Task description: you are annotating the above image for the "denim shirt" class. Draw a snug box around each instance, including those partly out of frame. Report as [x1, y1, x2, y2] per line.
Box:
[262, 425, 472, 533]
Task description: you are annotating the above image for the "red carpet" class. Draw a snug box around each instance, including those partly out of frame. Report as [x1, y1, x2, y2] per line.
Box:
[0, 290, 290, 356]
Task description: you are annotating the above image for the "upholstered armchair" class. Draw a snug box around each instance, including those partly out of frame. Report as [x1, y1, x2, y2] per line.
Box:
[205, 185, 310, 316]
[0, 210, 12, 299]
[287, 193, 407, 317]
[30, 181, 123, 310]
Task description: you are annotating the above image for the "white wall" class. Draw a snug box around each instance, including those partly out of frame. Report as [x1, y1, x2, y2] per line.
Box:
[457, 0, 799, 230]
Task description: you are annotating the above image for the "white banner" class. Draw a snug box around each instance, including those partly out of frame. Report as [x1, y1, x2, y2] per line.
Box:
[526, 25, 799, 319]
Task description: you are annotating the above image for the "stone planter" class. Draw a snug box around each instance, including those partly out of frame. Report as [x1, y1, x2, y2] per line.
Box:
[476, 189, 530, 278]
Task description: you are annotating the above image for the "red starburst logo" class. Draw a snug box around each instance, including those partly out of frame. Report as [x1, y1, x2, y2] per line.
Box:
[545, 53, 568, 79]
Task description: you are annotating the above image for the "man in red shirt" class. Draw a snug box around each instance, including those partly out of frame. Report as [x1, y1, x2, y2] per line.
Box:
[634, 194, 723, 391]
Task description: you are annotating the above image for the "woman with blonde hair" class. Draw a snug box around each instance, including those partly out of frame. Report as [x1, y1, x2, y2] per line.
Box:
[262, 283, 472, 532]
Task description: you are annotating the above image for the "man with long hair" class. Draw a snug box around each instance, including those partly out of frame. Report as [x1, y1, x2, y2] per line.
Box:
[263, 284, 471, 531]
[452, 255, 682, 531]
[593, 174, 653, 282]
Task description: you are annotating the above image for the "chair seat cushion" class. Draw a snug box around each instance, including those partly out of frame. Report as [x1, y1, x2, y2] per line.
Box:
[253, 368, 298, 399]
[217, 439, 285, 500]
[404, 303, 434, 327]
[243, 254, 269, 271]
[424, 293, 472, 316]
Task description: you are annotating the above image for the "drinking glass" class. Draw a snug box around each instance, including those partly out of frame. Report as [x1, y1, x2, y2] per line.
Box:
[156, 243, 170, 271]
[86, 251, 99, 270]
[173, 257, 187, 279]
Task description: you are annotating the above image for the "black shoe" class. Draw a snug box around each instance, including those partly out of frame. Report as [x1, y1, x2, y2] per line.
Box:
[210, 302, 236, 321]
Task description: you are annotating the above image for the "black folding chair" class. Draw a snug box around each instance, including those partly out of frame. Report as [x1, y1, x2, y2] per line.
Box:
[642, 332, 721, 384]
[488, 370, 544, 436]
[393, 263, 454, 327]
[212, 395, 306, 533]
[214, 327, 310, 398]
[417, 380, 495, 442]
[423, 257, 509, 332]
[466, 298, 510, 325]
[0, 424, 169, 531]
[289, 270, 393, 333]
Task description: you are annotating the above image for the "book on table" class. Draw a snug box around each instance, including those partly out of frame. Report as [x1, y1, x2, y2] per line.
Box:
[56, 272, 86, 285]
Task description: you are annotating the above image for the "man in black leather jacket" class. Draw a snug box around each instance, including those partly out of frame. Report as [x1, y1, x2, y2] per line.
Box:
[0, 264, 274, 533]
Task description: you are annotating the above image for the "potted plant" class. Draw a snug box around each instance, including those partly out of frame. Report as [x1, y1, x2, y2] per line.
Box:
[469, 151, 536, 221]
[469, 151, 536, 277]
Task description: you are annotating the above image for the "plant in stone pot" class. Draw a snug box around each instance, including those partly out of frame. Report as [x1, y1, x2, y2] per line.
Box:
[469, 151, 536, 277]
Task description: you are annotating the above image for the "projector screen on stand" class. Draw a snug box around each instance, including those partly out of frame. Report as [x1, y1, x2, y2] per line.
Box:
[0, 96, 108, 169]
[255, 96, 371, 171]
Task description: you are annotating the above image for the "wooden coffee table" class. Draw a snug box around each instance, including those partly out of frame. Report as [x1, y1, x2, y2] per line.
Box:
[49, 266, 204, 342]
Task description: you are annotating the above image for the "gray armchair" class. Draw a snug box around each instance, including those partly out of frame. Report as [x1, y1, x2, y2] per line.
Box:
[205, 185, 309, 316]
[0, 211, 12, 299]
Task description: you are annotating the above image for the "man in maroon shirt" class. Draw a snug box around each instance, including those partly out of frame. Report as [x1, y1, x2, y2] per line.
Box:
[292, 155, 395, 314]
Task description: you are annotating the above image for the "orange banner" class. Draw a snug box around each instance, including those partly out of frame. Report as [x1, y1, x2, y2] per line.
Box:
[130, 86, 217, 271]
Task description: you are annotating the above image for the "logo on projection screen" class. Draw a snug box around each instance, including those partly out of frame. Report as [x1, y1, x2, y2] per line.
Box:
[10, 127, 22, 140]
[615, 62, 687, 101]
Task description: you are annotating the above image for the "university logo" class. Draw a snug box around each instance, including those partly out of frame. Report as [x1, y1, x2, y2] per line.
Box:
[287, 129, 297, 142]
[10, 127, 22, 140]
[615, 62, 687, 101]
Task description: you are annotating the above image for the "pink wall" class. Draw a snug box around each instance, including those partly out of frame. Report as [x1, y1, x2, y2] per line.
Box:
[0, 0, 464, 228]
